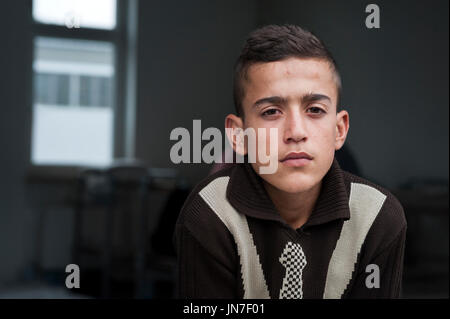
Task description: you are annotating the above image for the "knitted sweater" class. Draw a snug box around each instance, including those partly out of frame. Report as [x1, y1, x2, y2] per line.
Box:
[173, 158, 407, 299]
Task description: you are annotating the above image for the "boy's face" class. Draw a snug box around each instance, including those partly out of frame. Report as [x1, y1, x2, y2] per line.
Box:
[227, 57, 349, 194]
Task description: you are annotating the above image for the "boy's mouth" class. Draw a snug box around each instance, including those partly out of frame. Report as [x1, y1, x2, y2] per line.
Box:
[280, 151, 313, 167]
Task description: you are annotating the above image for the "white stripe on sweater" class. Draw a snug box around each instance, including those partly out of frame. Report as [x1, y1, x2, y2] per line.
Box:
[199, 176, 270, 299]
[323, 182, 386, 299]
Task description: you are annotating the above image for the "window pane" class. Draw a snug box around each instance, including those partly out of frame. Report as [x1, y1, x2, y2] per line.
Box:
[32, 37, 115, 166]
[33, 0, 116, 30]
[80, 76, 112, 107]
[34, 73, 70, 105]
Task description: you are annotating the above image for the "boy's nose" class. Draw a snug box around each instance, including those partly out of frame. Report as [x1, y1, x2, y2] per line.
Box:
[284, 112, 307, 143]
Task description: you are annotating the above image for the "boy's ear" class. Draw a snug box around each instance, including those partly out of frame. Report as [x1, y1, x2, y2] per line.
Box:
[225, 114, 247, 155]
[335, 110, 349, 151]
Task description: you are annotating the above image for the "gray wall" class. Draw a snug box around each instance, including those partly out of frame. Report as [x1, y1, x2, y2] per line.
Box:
[0, 1, 34, 284]
[0, 0, 258, 283]
[134, 0, 257, 184]
[258, 0, 449, 189]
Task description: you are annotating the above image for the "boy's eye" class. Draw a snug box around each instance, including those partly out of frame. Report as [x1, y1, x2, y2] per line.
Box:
[307, 106, 326, 114]
[262, 108, 281, 117]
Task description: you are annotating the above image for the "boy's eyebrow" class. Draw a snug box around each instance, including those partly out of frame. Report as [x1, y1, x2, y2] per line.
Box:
[253, 96, 287, 108]
[301, 93, 331, 105]
[252, 93, 331, 109]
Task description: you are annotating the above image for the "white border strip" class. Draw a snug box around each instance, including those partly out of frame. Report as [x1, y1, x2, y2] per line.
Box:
[323, 182, 386, 298]
[199, 177, 270, 299]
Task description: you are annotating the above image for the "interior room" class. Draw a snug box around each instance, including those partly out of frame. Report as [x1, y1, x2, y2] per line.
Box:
[0, 0, 448, 299]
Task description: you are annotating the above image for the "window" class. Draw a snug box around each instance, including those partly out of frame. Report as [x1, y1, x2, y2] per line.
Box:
[31, 0, 128, 167]
[33, 0, 116, 30]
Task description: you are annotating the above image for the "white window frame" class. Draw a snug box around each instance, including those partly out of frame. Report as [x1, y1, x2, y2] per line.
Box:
[28, 0, 138, 176]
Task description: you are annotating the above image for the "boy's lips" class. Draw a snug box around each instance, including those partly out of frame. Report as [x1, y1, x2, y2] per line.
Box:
[280, 151, 313, 167]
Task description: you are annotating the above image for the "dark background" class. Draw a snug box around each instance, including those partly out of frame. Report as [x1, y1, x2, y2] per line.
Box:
[0, 0, 448, 298]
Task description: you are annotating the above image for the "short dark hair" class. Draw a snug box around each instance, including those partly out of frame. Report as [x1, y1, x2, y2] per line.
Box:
[233, 24, 342, 117]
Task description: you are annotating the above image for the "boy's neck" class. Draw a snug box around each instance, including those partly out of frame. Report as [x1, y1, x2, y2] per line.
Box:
[263, 180, 322, 230]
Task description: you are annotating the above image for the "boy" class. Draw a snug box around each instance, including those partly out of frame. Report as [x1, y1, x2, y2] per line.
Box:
[173, 25, 406, 298]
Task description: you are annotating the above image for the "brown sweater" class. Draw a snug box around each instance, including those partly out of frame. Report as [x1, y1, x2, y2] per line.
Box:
[173, 158, 407, 299]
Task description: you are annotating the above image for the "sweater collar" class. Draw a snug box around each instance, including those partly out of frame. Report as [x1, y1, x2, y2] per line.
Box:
[226, 157, 350, 229]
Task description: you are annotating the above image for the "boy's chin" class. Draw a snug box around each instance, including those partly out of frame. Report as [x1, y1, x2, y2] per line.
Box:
[262, 174, 319, 194]
[278, 182, 317, 194]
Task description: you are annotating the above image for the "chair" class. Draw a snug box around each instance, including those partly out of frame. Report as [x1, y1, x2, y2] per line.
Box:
[72, 160, 149, 298]
[72, 160, 180, 298]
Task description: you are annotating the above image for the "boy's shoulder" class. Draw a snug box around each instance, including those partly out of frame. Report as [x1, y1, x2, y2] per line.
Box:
[177, 165, 236, 224]
[173, 165, 239, 272]
[341, 169, 405, 219]
[340, 169, 407, 248]
[177, 162, 407, 251]
[175, 165, 239, 253]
